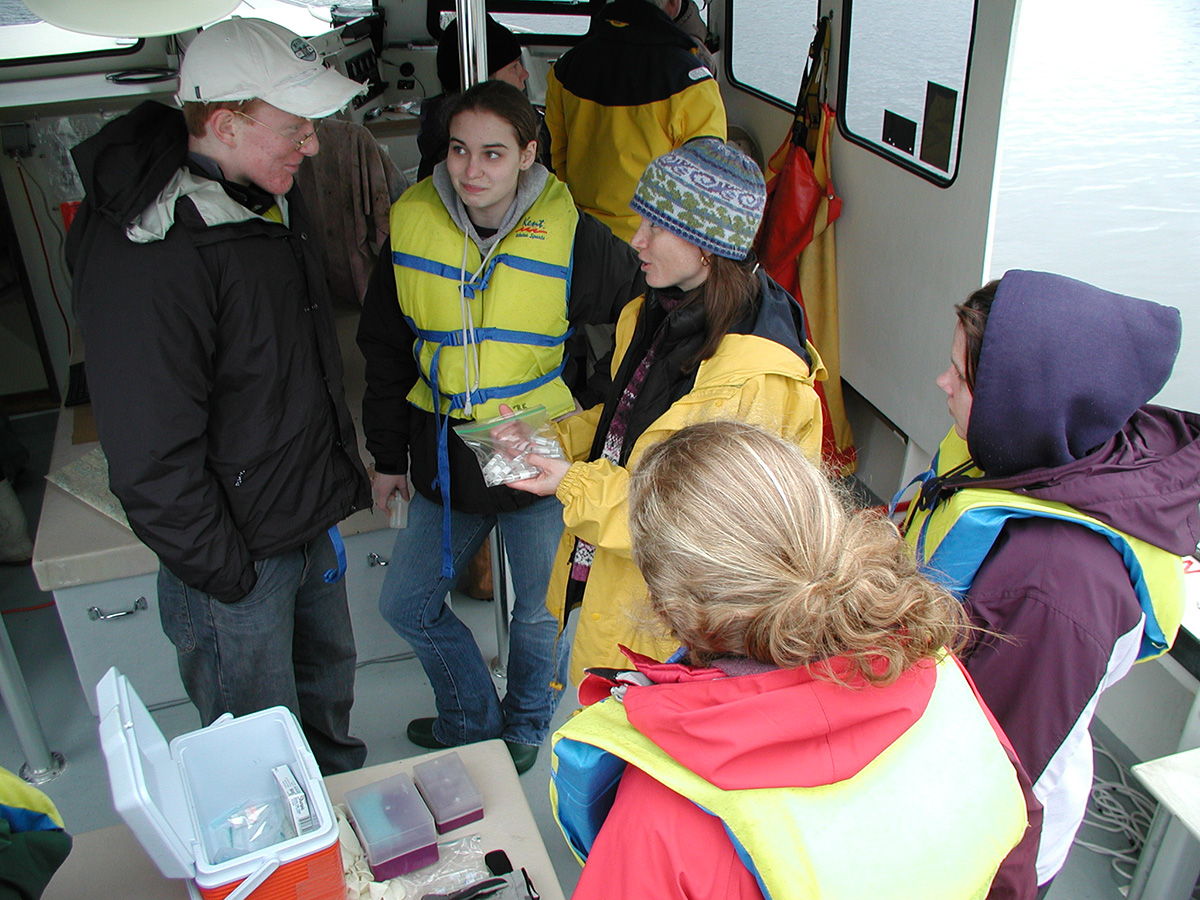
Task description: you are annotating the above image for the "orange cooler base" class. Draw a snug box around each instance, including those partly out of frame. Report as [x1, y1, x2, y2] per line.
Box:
[197, 839, 346, 900]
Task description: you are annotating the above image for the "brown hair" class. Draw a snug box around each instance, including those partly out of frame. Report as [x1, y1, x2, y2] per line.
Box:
[954, 280, 998, 391]
[681, 251, 762, 370]
[443, 80, 538, 151]
[629, 420, 969, 684]
[180, 99, 256, 139]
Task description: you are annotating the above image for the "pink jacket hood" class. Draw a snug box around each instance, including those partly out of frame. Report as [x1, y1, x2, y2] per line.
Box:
[580, 647, 938, 791]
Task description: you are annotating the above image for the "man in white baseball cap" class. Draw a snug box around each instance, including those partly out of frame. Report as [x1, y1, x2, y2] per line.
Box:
[178, 17, 364, 119]
[66, 18, 373, 775]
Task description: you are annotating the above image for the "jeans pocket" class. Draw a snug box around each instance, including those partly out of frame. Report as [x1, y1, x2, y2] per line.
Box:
[156, 569, 197, 652]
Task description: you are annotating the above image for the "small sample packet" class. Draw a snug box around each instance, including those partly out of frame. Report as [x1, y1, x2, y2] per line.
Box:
[454, 407, 566, 487]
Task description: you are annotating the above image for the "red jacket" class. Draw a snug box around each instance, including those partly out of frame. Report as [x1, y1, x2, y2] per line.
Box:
[567, 648, 1040, 900]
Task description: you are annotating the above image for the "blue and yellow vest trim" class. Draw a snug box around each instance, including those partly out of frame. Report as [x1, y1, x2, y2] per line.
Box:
[896, 429, 1184, 661]
[550, 656, 1027, 900]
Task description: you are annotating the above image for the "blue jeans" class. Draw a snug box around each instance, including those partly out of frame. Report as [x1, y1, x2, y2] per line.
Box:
[380, 492, 568, 747]
[157, 532, 367, 775]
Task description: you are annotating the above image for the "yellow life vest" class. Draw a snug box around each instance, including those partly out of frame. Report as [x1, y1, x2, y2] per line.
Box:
[900, 429, 1185, 661]
[550, 656, 1028, 900]
[389, 177, 578, 422]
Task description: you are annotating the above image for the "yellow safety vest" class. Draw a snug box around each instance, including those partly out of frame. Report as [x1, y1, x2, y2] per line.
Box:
[550, 656, 1028, 900]
[390, 177, 578, 422]
[900, 429, 1185, 661]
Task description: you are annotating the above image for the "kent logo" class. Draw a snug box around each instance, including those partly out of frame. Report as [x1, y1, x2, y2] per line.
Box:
[514, 217, 549, 240]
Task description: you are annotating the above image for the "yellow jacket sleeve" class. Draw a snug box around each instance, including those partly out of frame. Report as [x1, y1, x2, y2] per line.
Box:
[554, 403, 603, 462]
[557, 457, 635, 558]
[555, 369, 822, 562]
[671, 77, 728, 146]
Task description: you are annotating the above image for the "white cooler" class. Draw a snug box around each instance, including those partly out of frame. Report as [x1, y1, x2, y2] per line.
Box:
[96, 667, 346, 900]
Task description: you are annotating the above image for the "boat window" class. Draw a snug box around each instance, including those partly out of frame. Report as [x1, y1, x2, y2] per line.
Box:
[0, 0, 343, 67]
[426, 0, 609, 44]
[0, 6, 142, 66]
[836, 0, 976, 185]
[726, 0, 819, 108]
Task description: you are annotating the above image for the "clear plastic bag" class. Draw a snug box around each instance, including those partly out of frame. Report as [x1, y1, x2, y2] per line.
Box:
[391, 835, 488, 897]
[453, 407, 565, 488]
[207, 797, 292, 864]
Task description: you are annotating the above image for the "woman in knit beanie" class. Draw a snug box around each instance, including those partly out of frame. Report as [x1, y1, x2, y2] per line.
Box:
[510, 137, 828, 683]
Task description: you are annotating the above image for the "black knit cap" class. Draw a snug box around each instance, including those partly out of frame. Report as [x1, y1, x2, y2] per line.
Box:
[436, 15, 524, 93]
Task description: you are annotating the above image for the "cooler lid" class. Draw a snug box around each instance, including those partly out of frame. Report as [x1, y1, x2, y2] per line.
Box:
[96, 667, 196, 879]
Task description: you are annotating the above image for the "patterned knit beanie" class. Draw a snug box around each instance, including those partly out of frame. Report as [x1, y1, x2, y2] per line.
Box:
[630, 138, 766, 260]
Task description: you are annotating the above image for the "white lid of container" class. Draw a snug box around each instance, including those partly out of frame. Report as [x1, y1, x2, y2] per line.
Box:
[96, 667, 197, 879]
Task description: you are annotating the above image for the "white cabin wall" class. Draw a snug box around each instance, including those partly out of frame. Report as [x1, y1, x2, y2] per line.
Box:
[823, 0, 1020, 492]
[1095, 655, 1199, 763]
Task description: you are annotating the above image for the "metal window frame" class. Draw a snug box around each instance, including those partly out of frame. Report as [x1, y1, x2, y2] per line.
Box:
[834, 0, 979, 187]
[0, 37, 145, 69]
[424, 0, 608, 46]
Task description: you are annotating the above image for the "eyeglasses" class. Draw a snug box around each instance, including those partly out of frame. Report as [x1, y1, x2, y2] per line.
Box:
[235, 111, 316, 151]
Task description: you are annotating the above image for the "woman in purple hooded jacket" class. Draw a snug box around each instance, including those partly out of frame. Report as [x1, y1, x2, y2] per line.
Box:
[901, 269, 1200, 894]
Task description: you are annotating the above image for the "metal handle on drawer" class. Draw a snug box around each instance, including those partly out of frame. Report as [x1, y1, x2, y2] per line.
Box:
[366, 552, 390, 567]
[87, 596, 148, 621]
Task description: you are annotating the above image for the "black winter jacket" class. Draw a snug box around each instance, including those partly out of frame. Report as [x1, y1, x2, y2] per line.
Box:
[68, 101, 370, 602]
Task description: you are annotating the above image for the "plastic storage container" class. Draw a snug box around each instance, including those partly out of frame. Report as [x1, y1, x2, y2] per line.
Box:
[96, 668, 345, 900]
[413, 752, 484, 833]
[344, 772, 438, 880]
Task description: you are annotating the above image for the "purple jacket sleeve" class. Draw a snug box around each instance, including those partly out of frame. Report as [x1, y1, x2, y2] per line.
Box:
[962, 517, 1144, 785]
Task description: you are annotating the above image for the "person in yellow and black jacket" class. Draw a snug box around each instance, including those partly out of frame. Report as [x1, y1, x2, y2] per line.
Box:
[544, 0, 727, 242]
[509, 139, 824, 684]
[357, 81, 641, 774]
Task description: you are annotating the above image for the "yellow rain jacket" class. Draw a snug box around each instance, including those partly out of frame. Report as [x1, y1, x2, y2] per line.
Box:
[550, 287, 825, 684]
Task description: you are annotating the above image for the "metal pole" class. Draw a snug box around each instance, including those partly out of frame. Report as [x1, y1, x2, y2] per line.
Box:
[489, 527, 510, 680]
[455, 0, 489, 91]
[0, 612, 65, 784]
[1127, 806, 1172, 900]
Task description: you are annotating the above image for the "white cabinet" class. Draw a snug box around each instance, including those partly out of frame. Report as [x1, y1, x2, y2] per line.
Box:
[54, 525, 409, 716]
[342, 527, 412, 664]
[54, 572, 184, 716]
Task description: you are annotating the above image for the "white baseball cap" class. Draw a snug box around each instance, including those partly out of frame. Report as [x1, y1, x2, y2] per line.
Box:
[177, 17, 366, 119]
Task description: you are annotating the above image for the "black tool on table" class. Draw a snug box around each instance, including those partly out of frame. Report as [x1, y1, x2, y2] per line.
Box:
[484, 849, 539, 900]
[420, 875, 508, 900]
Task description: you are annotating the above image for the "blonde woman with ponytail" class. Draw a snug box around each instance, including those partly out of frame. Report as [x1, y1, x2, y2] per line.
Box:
[550, 421, 1041, 900]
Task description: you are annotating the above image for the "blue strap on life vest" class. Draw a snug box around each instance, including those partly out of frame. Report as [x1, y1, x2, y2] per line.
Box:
[552, 729, 773, 899]
[918, 503, 1169, 660]
[393, 245, 573, 577]
[0, 802, 61, 835]
[323, 525, 347, 584]
[405, 316, 573, 578]
[394, 250, 571, 298]
[901, 443, 1171, 659]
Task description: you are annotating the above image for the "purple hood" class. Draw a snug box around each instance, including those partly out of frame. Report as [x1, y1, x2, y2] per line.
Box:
[959, 270, 1199, 553]
[968, 270, 1181, 477]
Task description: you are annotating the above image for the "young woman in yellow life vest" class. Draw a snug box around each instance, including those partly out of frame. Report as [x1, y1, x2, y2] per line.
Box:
[357, 81, 641, 772]
[508, 138, 824, 685]
[896, 270, 1200, 892]
[550, 421, 1039, 900]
